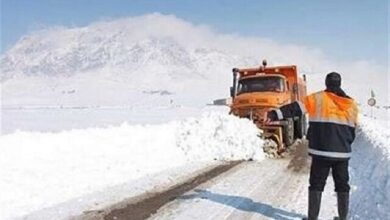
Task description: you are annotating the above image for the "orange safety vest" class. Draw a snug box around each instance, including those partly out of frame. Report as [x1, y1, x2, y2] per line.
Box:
[304, 91, 358, 128]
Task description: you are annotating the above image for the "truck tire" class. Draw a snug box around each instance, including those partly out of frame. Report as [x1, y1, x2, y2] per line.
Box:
[284, 118, 295, 146]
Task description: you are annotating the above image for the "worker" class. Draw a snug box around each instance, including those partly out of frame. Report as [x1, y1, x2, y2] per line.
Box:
[266, 72, 358, 220]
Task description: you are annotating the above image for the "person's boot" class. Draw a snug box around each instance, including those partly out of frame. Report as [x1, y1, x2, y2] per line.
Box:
[335, 192, 349, 220]
[302, 190, 322, 220]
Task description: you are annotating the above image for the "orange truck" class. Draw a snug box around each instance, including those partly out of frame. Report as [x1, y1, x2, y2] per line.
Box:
[230, 60, 307, 153]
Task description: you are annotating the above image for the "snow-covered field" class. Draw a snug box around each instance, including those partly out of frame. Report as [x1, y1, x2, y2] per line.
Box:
[1, 106, 204, 135]
[0, 110, 265, 220]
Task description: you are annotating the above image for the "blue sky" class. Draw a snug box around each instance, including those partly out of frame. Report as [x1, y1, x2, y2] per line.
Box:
[1, 0, 388, 65]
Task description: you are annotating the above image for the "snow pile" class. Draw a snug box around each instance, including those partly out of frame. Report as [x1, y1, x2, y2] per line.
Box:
[177, 112, 264, 161]
[0, 112, 264, 220]
[357, 116, 390, 158]
[350, 115, 390, 220]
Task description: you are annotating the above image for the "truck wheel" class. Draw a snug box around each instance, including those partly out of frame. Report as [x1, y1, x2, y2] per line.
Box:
[284, 118, 295, 146]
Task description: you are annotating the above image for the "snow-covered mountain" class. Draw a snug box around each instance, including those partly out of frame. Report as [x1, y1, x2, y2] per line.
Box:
[1, 13, 388, 108]
[1, 14, 259, 106]
[1, 35, 246, 81]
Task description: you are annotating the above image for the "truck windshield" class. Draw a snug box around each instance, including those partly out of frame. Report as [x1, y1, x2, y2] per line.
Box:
[238, 76, 285, 94]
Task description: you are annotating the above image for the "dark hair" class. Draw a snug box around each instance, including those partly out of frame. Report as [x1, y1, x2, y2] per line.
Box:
[324, 72, 350, 98]
[325, 72, 341, 88]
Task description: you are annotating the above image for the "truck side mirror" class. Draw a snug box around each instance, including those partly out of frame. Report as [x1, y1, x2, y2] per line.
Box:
[230, 86, 234, 97]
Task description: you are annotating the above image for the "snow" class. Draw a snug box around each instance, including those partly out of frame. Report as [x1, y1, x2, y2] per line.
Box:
[1, 106, 204, 135]
[0, 12, 389, 220]
[349, 115, 390, 220]
[143, 115, 390, 220]
[1, 14, 388, 109]
[5, 112, 387, 220]
[148, 159, 335, 220]
[0, 111, 264, 220]
[24, 161, 219, 220]
[357, 115, 390, 158]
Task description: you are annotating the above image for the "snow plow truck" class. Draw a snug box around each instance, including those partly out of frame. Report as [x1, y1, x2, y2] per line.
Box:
[229, 60, 307, 153]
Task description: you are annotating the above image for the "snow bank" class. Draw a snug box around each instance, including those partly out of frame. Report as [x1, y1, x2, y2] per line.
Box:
[176, 112, 264, 161]
[356, 116, 390, 158]
[350, 115, 390, 220]
[0, 112, 264, 220]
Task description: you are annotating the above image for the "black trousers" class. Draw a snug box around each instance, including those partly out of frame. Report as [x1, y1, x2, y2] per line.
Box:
[309, 157, 350, 192]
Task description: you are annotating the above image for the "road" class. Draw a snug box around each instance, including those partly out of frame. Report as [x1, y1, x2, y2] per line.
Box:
[148, 141, 338, 220]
